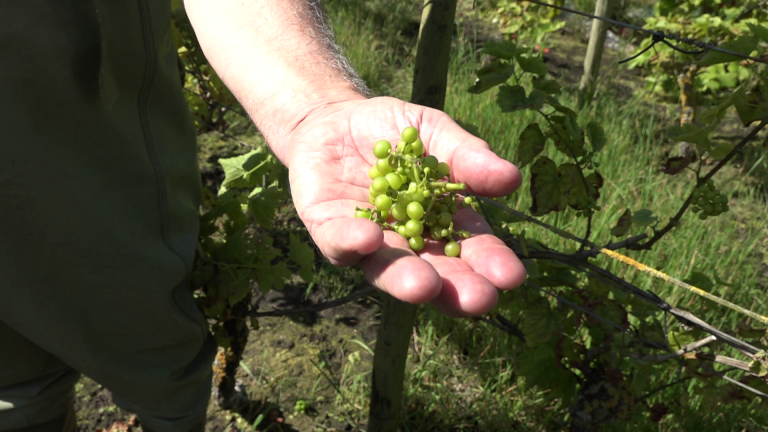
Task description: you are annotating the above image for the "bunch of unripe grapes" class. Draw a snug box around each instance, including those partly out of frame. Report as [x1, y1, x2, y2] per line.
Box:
[354, 126, 478, 257]
[690, 180, 729, 220]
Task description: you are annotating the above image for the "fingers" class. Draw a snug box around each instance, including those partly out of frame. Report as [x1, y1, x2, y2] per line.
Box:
[361, 231, 442, 304]
[421, 110, 522, 197]
[311, 217, 384, 266]
[451, 209, 528, 290]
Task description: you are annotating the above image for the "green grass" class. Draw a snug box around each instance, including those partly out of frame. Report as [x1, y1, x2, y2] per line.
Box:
[214, 0, 768, 430]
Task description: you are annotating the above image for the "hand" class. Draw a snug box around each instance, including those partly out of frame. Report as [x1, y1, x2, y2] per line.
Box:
[285, 96, 527, 317]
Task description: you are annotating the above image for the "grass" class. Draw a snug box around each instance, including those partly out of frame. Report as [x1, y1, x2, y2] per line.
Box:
[192, 0, 768, 430]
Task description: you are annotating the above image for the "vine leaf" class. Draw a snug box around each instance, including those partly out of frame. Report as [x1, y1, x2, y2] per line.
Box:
[548, 116, 586, 158]
[517, 123, 546, 168]
[481, 40, 518, 59]
[289, 234, 315, 283]
[697, 35, 758, 66]
[219, 148, 272, 190]
[746, 23, 768, 44]
[529, 156, 566, 216]
[631, 209, 657, 227]
[528, 89, 548, 110]
[468, 61, 514, 94]
[735, 83, 768, 126]
[257, 261, 292, 293]
[248, 182, 284, 228]
[660, 156, 690, 175]
[683, 271, 714, 290]
[666, 124, 713, 154]
[497, 85, 528, 112]
[586, 121, 607, 152]
[610, 209, 633, 237]
[558, 164, 603, 210]
[533, 79, 561, 96]
[515, 53, 548, 78]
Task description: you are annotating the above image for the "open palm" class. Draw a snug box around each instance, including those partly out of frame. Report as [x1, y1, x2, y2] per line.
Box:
[285, 96, 526, 316]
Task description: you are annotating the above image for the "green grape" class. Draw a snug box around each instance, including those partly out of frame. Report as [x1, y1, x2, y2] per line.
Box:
[355, 209, 372, 219]
[438, 211, 452, 227]
[380, 210, 390, 219]
[368, 194, 376, 205]
[397, 140, 407, 153]
[714, 204, 723, 214]
[692, 189, 701, 199]
[373, 140, 392, 159]
[369, 165, 383, 180]
[386, 172, 403, 190]
[409, 236, 425, 252]
[425, 213, 438, 226]
[407, 182, 417, 194]
[397, 166, 407, 175]
[396, 192, 411, 206]
[402, 126, 419, 144]
[445, 241, 460, 257]
[431, 228, 442, 241]
[449, 204, 458, 214]
[376, 158, 393, 175]
[410, 190, 426, 202]
[423, 155, 439, 171]
[371, 177, 389, 193]
[691, 206, 701, 213]
[439, 204, 449, 213]
[422, 189, 431, 198]
[405, 219, 424, 237]
[391, 203, 408, 221]
[375, 195, 393, 211]
[411, 139, 425, 156]
[703, 204, 714, 214]
[463, 196, 473, 205]
[437, 162, 450, 177]
[698, 213, 708, 221]
[406, 202, 425, 220]
[459, 230, 471, 238]
[397, 225, 409, 238]
[439, 228, 449, 238]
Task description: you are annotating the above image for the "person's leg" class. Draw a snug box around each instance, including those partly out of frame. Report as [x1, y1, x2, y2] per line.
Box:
[0, 1, 216, 430]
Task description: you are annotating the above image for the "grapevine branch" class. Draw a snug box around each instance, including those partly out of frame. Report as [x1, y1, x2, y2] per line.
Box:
[627, 335, 717, 362]
[519, 250, 768, 398]
[517, 0, 768, 64]
[631, 121, 767, 251]
[250, 287, 377, 318]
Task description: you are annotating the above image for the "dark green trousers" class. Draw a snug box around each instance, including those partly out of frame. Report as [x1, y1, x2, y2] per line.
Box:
[0, 1, 216, 430]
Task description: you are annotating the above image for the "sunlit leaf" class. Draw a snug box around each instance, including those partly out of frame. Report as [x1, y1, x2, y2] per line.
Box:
[497, 85, 528, 113]
[468, 61, 514, 94]
[481, 40, 518, 59]
[610, 209, 633, 237]
[632, 209, 657, 227]
[516, 123, 546, 168]
[529, 156, 566, 216]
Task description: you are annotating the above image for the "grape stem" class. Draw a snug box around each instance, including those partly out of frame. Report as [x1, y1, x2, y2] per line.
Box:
[429, 181, 465, 190]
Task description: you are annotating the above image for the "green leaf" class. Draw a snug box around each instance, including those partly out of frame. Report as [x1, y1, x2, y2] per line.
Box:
[257, 261, 292, 293]
[586, 121, 607, 152]
[529, 156, 566, 216]
[557, 163, 601, 210]
[697, 36, 758, 66]
[481, 40, 518, 59]
[747, 23, 768, 44]
[667, 330, 697, 351]
[527, 89, 548, 110]
[289, 234, 315, 283]
[532, 79, 561, 96]
[632, 209, 657, 227]
[683, 271, 714, 291]
[219, 148, 272, 191]
[468, 61, 514, 94]
[247, 182, 284, 228]
[497, 85, 528, 113]
[610, 208, 633, 237]
[735, 84, 768, 126]
[547, 117, 586, 158]
[515, 54, 548, 78]
[666, 124, 713, 153]
[516, 123, 546, 168]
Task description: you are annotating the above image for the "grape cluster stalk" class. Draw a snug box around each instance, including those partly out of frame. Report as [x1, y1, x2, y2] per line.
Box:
[354, 127, 478, 257]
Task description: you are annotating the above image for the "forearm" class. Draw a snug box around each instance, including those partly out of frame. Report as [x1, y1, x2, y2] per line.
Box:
[183, 0, 369, 166]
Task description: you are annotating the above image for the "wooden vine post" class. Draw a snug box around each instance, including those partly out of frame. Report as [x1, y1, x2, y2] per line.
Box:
[367, 1, 457, 431]
[578, 0, 614, 109]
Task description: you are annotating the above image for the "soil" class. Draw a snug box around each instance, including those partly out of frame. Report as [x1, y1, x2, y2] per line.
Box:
[74, 281, 380, 432]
